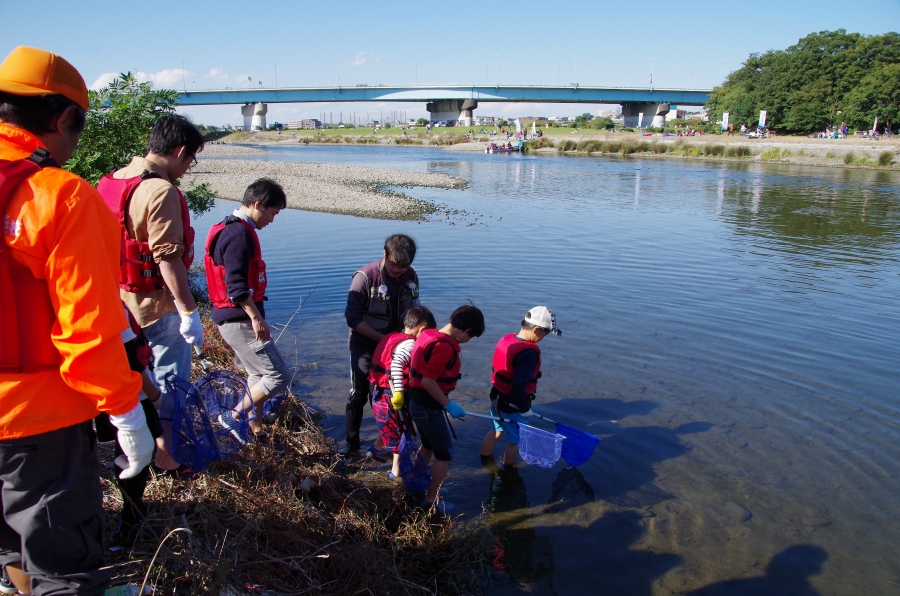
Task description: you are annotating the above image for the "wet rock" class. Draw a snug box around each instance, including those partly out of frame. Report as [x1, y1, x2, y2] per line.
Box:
[724, 501, 752, 522]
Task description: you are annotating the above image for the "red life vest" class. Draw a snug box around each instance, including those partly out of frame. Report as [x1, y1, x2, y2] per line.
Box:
[204, 217, 267, 309]
[408, 329, 462, 394]
[0, 149, 62, 373]
[368, 332, 414, 389]
[97, 170, 195, 293]
[490, 334, 542, 396]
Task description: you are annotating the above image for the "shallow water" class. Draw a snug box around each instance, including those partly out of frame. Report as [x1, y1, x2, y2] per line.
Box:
[194, 145, 900, 595]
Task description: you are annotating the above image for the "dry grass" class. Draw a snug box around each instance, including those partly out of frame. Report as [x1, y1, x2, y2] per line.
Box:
[101, 295, 491, 595]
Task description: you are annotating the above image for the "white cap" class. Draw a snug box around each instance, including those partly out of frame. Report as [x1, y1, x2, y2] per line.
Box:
[525, 306, 561, 336]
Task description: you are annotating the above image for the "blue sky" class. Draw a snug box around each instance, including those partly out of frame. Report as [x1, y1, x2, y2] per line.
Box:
[4, 0, 898, 126]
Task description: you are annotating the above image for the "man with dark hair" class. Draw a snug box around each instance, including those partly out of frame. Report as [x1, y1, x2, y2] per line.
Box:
[98, 114, 205, 466]
[0, 46, 151, 595]
[204, 178, 290, 437]
[343, 234, 420, 452]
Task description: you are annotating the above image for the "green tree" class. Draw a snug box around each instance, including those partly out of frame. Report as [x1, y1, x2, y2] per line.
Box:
[844, 63, 900, 131]
[706, 30, 900, 134]
[416, 118, 429, 126]
[67, 72, 215, 215]
[590, 117, 614, 130]
[574, 112, 593, 126]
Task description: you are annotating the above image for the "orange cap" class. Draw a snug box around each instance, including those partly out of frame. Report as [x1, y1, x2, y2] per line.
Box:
[0, 46, 89, 111]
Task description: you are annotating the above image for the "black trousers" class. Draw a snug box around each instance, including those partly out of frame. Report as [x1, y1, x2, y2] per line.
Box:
[0, 421, 110, 595]
[345, 344, 373, 449]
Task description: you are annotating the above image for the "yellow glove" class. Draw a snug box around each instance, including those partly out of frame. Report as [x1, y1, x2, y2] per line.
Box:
[391, 391, 405, 410]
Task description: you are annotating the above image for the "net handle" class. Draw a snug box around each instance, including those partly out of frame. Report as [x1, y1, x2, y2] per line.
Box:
[531, 410, 557, 424]
[463, 410, 519, 424]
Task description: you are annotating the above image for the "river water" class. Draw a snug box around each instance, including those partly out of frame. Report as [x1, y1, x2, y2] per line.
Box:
[194, 145, 900, 596]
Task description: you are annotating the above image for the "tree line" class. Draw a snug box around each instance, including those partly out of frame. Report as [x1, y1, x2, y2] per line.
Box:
[706, 30, 900, 134]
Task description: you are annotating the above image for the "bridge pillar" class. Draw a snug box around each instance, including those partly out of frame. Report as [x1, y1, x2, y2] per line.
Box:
[426, 99, 478, 126]
[622, 103, 669, 128]
[241, 103, 268, 131]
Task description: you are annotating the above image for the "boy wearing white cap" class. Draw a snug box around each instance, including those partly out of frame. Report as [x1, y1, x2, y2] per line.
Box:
[480, 306, 561, 467]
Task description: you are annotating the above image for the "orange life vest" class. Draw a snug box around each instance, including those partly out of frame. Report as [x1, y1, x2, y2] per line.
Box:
[97, 171, 195, 293]
[203, 218, 267, 309]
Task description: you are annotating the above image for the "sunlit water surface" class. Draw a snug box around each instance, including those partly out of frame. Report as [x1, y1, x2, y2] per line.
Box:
[194, 145, 900, 595]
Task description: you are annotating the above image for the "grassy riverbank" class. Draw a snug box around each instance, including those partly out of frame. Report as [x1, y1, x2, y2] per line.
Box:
[212, 129, 899, 170]
[99, 305, 490, 595]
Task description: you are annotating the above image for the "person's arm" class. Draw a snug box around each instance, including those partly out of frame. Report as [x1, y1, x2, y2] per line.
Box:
[146, 184, 196, 313]
[421, 377, 450, 408]
[49, 179, 142, 414]
[345, 271, 384, 343]
[389, 339, 414, 394]
[158, 258, 196, 313]
[508, 349, 539, 412]
[238, 296, 269, 342]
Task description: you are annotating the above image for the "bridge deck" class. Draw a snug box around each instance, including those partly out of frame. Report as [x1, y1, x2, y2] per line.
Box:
[176, 85, 710, 106]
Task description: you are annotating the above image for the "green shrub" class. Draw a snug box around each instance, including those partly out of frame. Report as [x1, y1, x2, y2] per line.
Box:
[878, 151, 894, 166]
[705, 144, 725, 156]
[725, 146, 752, 158]
[760, 147, 782, 160]
[557, 140, 578, 152]
[651, 143, 669, 154]
[844, 152, 855, 165]
[825, 151, 837, 158]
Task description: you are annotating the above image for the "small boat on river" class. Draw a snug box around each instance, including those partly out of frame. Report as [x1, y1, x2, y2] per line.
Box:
[486, 142, 522, 154]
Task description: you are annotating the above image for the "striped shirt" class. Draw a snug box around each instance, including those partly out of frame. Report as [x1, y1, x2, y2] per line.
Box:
[389, 338, 415, 394]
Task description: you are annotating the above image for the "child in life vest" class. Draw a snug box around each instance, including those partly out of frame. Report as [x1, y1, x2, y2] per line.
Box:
[480, 306, 561, 468]
[407, 304, 485, 509]
[367, 305, 437, 478]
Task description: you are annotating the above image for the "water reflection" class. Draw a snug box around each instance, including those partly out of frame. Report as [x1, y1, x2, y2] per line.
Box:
[487, 466, 554, 591]
[687, 545, 828, 596]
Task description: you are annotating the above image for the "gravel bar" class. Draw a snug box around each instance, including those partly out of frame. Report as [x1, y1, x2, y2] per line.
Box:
[184, 159, 466, 220]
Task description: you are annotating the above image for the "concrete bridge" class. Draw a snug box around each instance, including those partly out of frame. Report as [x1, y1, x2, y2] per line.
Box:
[176, 85, 711, 130]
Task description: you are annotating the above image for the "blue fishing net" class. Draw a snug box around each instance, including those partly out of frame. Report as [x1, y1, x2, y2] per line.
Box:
[261, 387, 288, 423]
[556, 423, 601, 467]
[167, 374, 221, 473]
[192, 370, 255, 457]
[518, 424, 564, 468]
[398, 432, 431, 493]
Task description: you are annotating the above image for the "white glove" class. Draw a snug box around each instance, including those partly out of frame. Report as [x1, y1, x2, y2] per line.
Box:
[518, 409, 533, 421]
[110, 403, 155, 479]
[179, 310, 205, 349]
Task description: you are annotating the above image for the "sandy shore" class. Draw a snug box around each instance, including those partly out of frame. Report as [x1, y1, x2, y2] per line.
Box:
[184, 159, 466, 220]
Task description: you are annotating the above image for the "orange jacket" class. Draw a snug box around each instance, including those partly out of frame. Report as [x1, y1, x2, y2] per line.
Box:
[0, 123, 141, 439]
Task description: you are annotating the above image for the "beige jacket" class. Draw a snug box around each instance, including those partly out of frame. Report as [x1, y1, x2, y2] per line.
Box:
[115, 156, 186, 327]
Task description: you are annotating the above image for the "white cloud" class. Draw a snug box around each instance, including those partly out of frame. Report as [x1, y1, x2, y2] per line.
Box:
[89, 72, 118, 90]
[90, 68, 196, 91]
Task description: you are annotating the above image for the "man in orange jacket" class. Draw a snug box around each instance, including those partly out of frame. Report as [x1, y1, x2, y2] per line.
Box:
[0, 47, 153, 595]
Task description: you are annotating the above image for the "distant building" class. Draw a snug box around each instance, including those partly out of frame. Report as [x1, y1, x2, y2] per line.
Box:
[480, 116, 496, 125]
[287, 119, 322, 130]
[665, 110, 687, 122]
[596, 109, 621, 118]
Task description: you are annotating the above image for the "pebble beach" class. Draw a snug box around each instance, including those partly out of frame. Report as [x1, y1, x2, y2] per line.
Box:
[185, 148, 466, 220]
